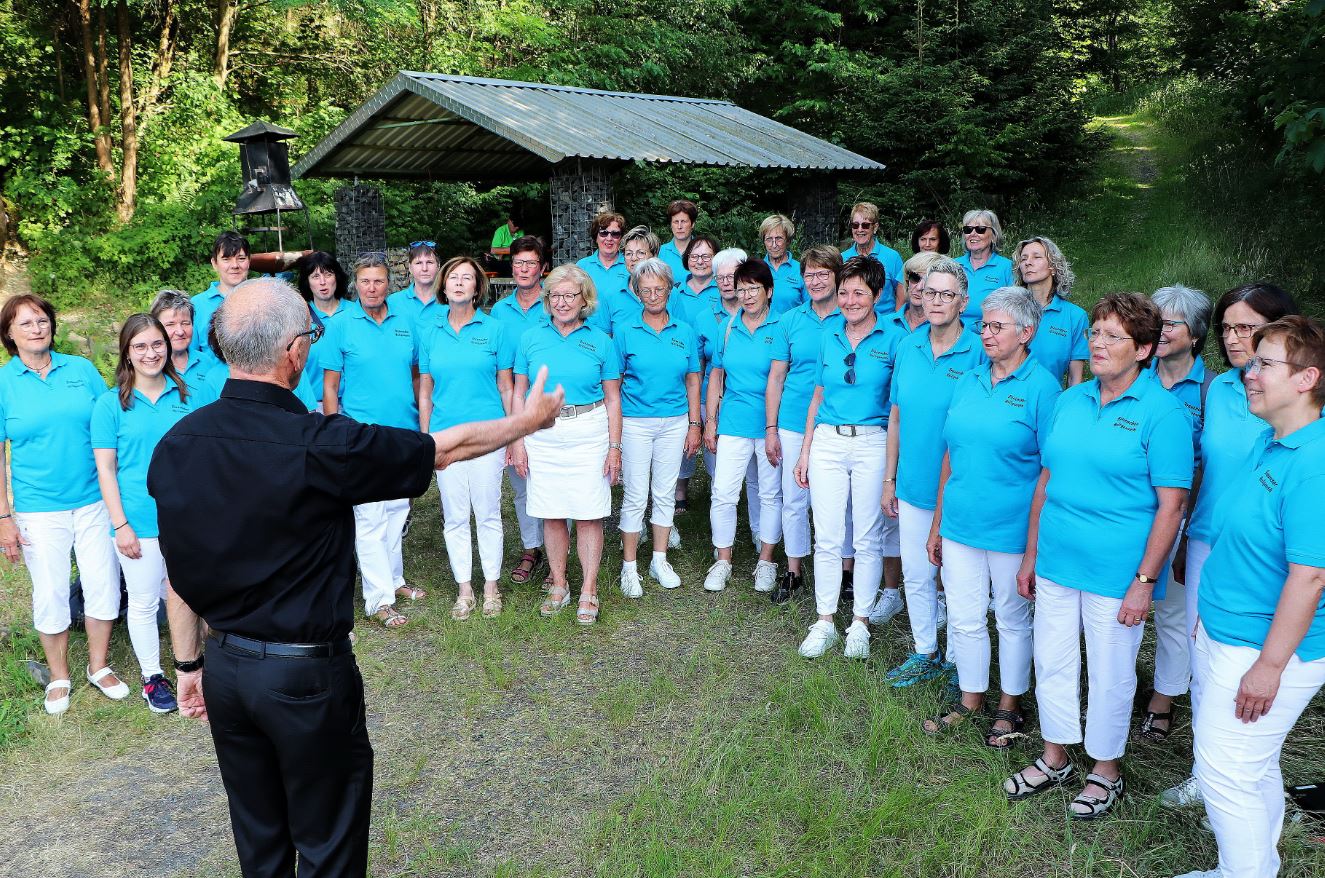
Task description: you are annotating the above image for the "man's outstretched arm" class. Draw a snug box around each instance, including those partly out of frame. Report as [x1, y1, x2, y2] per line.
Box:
[430, 366, 564, 471]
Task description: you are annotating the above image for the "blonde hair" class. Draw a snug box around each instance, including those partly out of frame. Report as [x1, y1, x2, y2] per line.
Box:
[759, 214, 795, 242]
[903, 251, 942, 278]
[849, 201, 880, 226]
[542, 264, 598, 320]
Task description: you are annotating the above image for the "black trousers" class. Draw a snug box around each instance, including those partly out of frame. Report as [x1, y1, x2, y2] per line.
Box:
[204, 638, 373, 878]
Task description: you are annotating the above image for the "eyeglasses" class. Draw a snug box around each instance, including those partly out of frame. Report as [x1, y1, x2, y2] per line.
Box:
[129, 339, 169, 355]
[1086, 328, 1133, 346]
[14, 318, 52, 332]
[597, 229, 623, 239]
[286, 312, 326, 351]
[849, 221, 874, 230]
[1246, 355, 1307, 375]
[961, 225, 990, 235]
[804, 270, 834, 283]
[689, 253, 713, 263]
[763, 235, 787, 245]
[906, 272, 922, 284]
[843, 352, 857, 385]
[638, 286, 669, 299]
[512, 258, 542, 269]
[549, 292, 582, 302]
[1220, 322, 1264, 339]
[977, 320, 1015, 335]
[715, 274, 735, 284]
[736, 285, 767, 297]
[409, 240, 436, 249]
[920, 288, 960, 303]
[623, 249, 651, 260]
[1160, 319, 1187, 331]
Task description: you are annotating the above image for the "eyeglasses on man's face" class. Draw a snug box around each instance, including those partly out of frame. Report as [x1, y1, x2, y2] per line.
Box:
[286, 313, 325, 351]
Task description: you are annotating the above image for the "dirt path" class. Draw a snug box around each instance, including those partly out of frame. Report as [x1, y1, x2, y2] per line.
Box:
[1098, 114, 1160, 186]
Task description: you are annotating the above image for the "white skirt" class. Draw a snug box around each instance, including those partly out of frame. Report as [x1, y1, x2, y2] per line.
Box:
[525, 404, 610, 520]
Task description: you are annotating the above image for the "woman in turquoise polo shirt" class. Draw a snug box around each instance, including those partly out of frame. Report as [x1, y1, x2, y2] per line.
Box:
[150, 289, 224, 399]
[1157, 281, 1300, 810]
[0, 295, 125, 715]
[575, 210, 630, 317]
[616, 258, 701, 597]
[671, 234, 720, 329]
[955, 209, 1014, 321]
[792, 256, 897, 659]
[511, 264, 622, 625]
[92, 313, 215, 714]
[922, 287, 1060, 744]
[589, 225, 657, 337]
[295, 251, 358, 412]
[703, 258, 785, 594]
[658, 199, 697, 282]
[419, 256, 514, 620]
[886, 251, 937, 334]
[842, 201, 905, 308]
[1012, 235, 1088, 386]
[759, 214, 806, 315]
[191, 231, 251, 358]
[1183, 315, 1325, 878]
[1005, 293, 1192, 820]
[882, 256, 985, 687]
[386, 240, 443, 334]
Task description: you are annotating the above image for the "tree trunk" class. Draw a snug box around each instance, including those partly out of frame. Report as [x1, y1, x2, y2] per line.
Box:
[140, 0, 178, 119]
[54, 17, 66, 101]
[214, 0, 239, 88]
[76, 0, 114, 175]
[96, 5, 112, 131]
[116, 0, 138, 222]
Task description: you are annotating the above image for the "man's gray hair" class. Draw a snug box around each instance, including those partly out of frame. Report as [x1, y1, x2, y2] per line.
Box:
[631, 257, 673, 292]
[924, 255, 969, 295]
[1152, 283, 1212, 345]
[149, 289, 194, 318]
[712, 247, 748, 278]
[982, 285, 1043, 332]
[214, 278, 310, 372]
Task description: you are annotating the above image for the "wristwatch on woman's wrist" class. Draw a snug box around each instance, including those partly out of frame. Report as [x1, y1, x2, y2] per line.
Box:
[608, 442, 623, 451]
[1135, 572, 1157, 584]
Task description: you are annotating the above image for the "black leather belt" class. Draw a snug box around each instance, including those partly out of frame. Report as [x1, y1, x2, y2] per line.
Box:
[211, 631, 352, 658]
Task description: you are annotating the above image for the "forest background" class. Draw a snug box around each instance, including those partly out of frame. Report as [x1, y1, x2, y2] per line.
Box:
[1, 0, 1323, 314]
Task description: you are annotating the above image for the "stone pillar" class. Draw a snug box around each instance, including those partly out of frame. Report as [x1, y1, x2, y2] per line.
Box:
[334, 184, 387, 276]
[549, 160, 614, 265]
[790, 177, 839, 250]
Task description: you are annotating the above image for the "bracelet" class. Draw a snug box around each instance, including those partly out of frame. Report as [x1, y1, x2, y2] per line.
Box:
[173, 655, 204, 673]
[688, 421, 701, 427]
[608, 442, 623, 451]
[882, 478, 896, 483]
[114, 521, 129, 531]
[0, 513, 10, 521]
[765, 425, 777, 431]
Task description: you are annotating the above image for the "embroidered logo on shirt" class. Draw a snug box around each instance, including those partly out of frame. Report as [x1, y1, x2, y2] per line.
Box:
[868, 349, 889, 362]
[1112, 416, 1139, 432]
[393, 329, 411, 339]
[1258, 469, 1279, 493]
[470, 336, 490, 346]
[669, 338, 687, 350]
[1003, 394, 1026, 408]
[578, 340, 598, 353]
[945, 367, 965, 380]
[1048, 326, 1067, 338]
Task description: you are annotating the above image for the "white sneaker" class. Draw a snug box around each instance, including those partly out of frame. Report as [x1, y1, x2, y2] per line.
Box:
[798, 620, 840, 658]
[1171, 871, 1220, 878]
[753, 559, 778, 593]
[843, 620, 871, 659]
[704, 560, 732, 592]
[1159, 775, 1205, 810]
[868, 588, 904, 624]
[649, 556, 682, 589]
[936, 592, 948, 630]
[668, 526, 681, 549]
[619, 563, 643, 598]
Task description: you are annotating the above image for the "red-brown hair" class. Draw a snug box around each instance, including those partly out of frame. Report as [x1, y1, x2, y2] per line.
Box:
[0, 294, 57, 356]
[1090, 292, 1163, 368]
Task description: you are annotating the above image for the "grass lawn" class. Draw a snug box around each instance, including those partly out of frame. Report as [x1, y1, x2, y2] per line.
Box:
[0, 109, 1323, 877]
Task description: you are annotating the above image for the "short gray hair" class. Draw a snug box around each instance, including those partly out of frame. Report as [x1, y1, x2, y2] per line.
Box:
[214, 278, 311, 372]
[961, 208, 1004, 250]
[353, 251, 390, 280]
[982, 285, 1043, 333]
[1152, 283, 1213, 355]
[712, 247, 748, 278]
[149, 289, 194, 319]
[631, 257, 673, 292]
[622, 225, 660, 255]
[1011, 236, 1076, 298]
[924, 255, 969, 296]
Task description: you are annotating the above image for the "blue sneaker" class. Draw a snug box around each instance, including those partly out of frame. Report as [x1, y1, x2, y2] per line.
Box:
[142, 674, 178, 714]
[887, 653, 943, 688]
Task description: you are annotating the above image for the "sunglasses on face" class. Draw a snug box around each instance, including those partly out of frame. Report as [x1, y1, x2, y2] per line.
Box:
[906, 272, 922, 284]
[961, 225, 990, 235]
[850, 221, 874, 230]
[597, 229, 623, 239]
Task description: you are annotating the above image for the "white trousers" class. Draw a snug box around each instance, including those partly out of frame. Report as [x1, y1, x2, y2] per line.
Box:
[18, 501, 120, 634]
[1152, 539, 1192, 697]
[353, 498, 410, 615]
[117, 537, 168, 678]
[505, 466, 543, 550]
[1183, 538, 1214, 714]
[1194, 626, 1325, 878]
[710, 435, 782, 549]
[436, 447, 505, 585]
[808, 426, 885, 617]
[899, 500, 941, 655]
[780, 428, 857, 561]
[620, 415, 688, 534]
[1033, 576, 1144, 760]
[943, 539, 1032, 695]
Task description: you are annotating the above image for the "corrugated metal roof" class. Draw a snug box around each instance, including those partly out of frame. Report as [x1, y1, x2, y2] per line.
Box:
[292, 72, 885, 180]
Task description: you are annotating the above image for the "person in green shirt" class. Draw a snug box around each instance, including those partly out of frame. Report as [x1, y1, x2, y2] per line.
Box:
[487, 210, 523, 275]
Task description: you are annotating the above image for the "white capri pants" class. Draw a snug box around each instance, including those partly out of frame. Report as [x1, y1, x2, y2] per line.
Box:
[505, 465, 543, 550]
[118, 537, 168, 679]
[942, 538, 1031, 695]
[1033, 576, 1144, 761]
[899, 499, 941, 655]
[620, 415, 688, 534]
[808, 425, 885, 617]
[436, 446, 505, 585]
[18, 501, 120, 635]
[710, 435, 782, 549]
[525, 405, 611, 520]
[1193, 625, 1325, 878]
[353, 497, 410, 615]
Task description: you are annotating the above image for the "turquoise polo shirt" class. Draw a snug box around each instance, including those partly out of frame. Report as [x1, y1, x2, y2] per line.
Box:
[883, 305, 928, 337]
[615, 316, 701, 418]
[1187, 369, 1261, 543]
[842, 240, 905, 306]
[814, 320, 894, 427]
[514, 323, 619, 406]
[712, 310, 782, 439]
[891, 331, 987, 510]
[576, 252, 630, 303]
[175, 348, 224, 400]
[955, 251, 1014, 320]
[308, 299, 361, 404]
[1028, 295, 1089, 384]
[1036, 369, 1194, 599]
[0, 353, 107, 512]
[321, 302, 419, 429]
[418, 307, 514, 431]
[489, 291, 548, 342]
[694, 301, 735, 406]
[190, 281, 228, 355]
[940, 359, 1062, 554]
[1151, 357, 1206, 456]
[1199, 419, 1325, 661]
[658, 240, 687, 282]
[764, 255, 806, 316]
[90, 383, 208, 537]
[670, 279, 719, 331]
[386, 285, 443, 335]
[590, 287, 644, 337]
[770, 302, 841, 433]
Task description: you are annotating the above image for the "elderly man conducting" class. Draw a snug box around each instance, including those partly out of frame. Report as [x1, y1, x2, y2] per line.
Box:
[147, 278, 563, 878]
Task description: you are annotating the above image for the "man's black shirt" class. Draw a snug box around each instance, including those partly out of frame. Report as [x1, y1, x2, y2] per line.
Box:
[148, 379, 434, 643]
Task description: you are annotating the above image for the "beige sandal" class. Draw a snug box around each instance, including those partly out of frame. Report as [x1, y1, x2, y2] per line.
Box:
[540, 587, 571, 617]
[375, 605, 408, 629]
[396, 584, 427, 601]
[576, 593, 600, 626]
[451, 595, 477, 621]
[482, 593, 503, 618]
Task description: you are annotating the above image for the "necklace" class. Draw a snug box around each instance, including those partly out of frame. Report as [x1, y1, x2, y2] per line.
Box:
[20, 352, 52, 374]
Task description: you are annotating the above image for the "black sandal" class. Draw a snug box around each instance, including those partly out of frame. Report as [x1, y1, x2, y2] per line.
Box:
[1133, 709, 1173, 743]
[985, 709, 1025, 750]
[921, 701, 984, 735]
